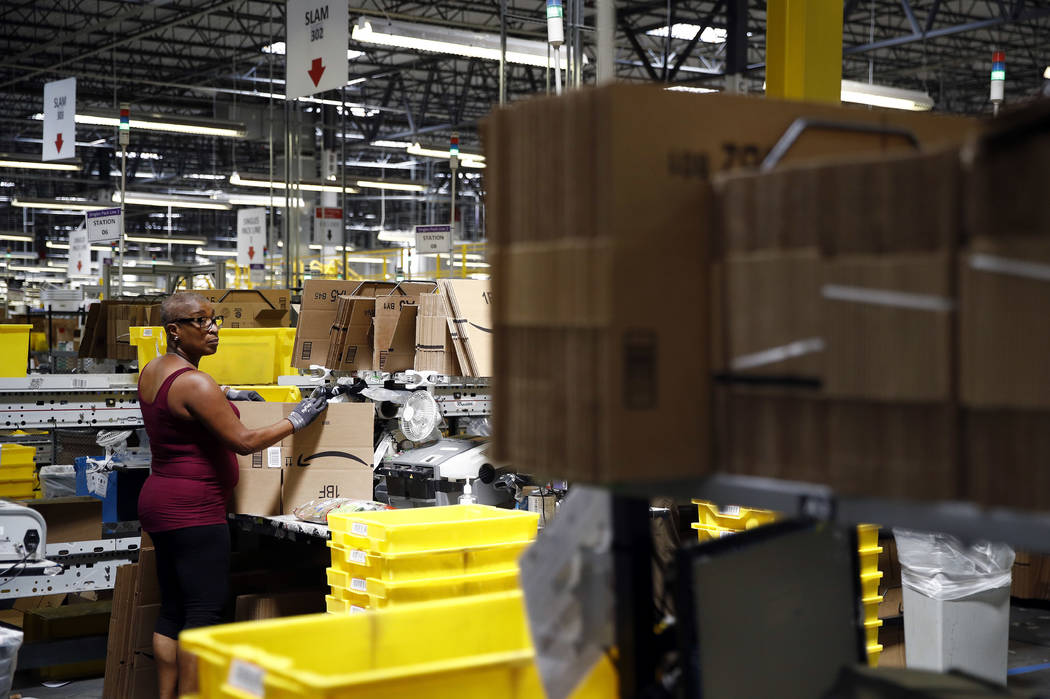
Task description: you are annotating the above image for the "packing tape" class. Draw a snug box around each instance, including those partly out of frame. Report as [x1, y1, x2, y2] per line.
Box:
[969, 253, 1050, 283]
[730, 337, 825, 371]
[821, 284, 955, 312]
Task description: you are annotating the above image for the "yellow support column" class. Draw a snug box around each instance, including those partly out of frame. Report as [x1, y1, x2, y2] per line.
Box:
[765, 0, 842, 104]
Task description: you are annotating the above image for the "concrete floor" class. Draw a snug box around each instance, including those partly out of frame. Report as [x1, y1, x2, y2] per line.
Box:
[10, 604, 1050, 697]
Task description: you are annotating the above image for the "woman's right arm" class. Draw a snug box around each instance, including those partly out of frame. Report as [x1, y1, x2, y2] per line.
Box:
[173, 372, 294, 455]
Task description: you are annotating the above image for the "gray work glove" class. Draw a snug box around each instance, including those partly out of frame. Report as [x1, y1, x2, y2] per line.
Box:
[226, 388, 266, 402]
[286, 387, 329, 432]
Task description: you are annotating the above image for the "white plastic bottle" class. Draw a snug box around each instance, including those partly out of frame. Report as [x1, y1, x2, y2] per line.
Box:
[458, 481, 476, 505]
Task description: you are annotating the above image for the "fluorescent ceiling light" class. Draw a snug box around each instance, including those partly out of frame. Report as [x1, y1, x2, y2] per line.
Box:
[196, 248, 238, 257]
[124, 259, 174, 266]
[0, 232, 33, 242]
[124, 235, 206, 245]
[230, 172, 360, 194]
[46, 241, 112, 252]
[647, 24, 727, 43]
[371, 140, 413, 149]
[219, 193, 306, 208]
[352, 17, 575, 69]
[1044, 66, 1050, 79]
[184, 173, 226, 180]
[355, 179, 426, 192]
[0, 156, 80, 171]
[665, 85, 718, 94]
[113, 191, 233, 210]
[840, 80, 934, 111]
[32, 109, 247, 138]
[406, 143, 485, 168]
[12, 197, 109, 212]
[376, 230, 416, 243]
[345, 255, 386, 263]
[263, 41, 364, 61]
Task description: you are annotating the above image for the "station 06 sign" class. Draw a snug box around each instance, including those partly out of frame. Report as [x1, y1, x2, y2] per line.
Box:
[85, 207, 122, 244]
[414, 224, 452, 254]
[286, 0, 349, 100]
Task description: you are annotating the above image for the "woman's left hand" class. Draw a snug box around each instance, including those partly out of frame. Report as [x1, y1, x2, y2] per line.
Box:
[226, 389, 265, 402]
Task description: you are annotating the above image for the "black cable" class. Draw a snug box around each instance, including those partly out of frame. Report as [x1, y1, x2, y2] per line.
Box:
[0, 551, 29, 585]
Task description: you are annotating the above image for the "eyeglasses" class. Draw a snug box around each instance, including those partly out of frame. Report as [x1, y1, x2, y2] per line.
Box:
[172, 315, 224, 329]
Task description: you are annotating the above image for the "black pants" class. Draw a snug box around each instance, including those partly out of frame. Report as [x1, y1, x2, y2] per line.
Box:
[149, 523, 230, 640]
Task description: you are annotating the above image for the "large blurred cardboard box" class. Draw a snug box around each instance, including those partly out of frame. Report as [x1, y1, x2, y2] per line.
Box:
[197, 289, 290, 329]
[485, 85, 973, 485]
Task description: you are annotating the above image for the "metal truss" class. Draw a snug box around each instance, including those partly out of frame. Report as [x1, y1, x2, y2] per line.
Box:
[0, 0, 1047, 254]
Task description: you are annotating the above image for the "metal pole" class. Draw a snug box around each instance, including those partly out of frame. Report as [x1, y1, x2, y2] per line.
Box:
[499, 0, 508, 105]
[283, 99, 291, 290]
[118, 144, 126, 297]
[341, 90, 348, 280]
[596, 0, 615, 85]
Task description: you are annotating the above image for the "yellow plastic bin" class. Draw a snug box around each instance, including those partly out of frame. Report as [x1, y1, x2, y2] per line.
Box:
[328, 540, 529, 583]
[692, 500, 778, 531]
[129, 326, 296, 385]
[867, 642, 883, 668]
[327, 567, 520, 605]
[0, 444, 36, 480]
[229, 385, 301, 402]
[0, 478, 39, 498]
[0, 325, 32, 378]
[328, 505, 540, 554]
[180, 591, 617, 699]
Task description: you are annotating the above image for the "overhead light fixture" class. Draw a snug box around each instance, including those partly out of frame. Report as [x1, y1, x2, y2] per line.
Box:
[196, 248, 237, 257]
[219, 193, 306, 208]
[1044, 66, 1050, 79]
[12, 197, 109, 212]
[352, 17, 576, 69]
[376, 230, 416, 243]
[124, 235, 206, 245]
[840, 80, 934, 111]
[7, 265, 63, 273]
[32, 109, 246, 138]
[355, 179, 427, 192]
[262, 41, 364, 61]
[647, 24, 728, 43]
[229, 172, 360, 194]
[406, 143, 485, 168]
[0, 155, 80, 171]
[371, 140, 414, 149]
[45, 241, 112, 252]
[113, 191, 233, 210]
[125, 259, 174, 266]
[0, 232, 33, 242]
[665, 85, 718, 94]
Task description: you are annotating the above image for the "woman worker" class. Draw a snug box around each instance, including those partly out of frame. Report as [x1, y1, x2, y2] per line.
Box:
[137, 292, 328, 699]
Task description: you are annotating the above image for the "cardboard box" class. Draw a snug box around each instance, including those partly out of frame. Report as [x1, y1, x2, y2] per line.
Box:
[826, 400, 958, 500]
[960, 236, 1050, 408]
[283, 402, 373, 460]
[822, 253, 954, 401]
[879, 586, 903, 620]
[415, 293, 461, 374]
[234, 590, 325, 621]
[965, 408, 1050, 511]
[232, 467, 282, 516]
[333, 296, 377, 371]
[372, 282, 438, 372]
[293, 280, 395, 368]
[196, 289, 291, 328]
[26, 496, 102, 543]
[440, 279, 493, 377]
[281, 467, 372, 513]
[484, 85, 973, 484]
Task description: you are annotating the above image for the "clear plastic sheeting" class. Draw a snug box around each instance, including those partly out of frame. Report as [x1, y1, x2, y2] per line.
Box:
[894, 529, 1015, 601]
[0, 627, 22, 696]
[39, 464, 76, 498]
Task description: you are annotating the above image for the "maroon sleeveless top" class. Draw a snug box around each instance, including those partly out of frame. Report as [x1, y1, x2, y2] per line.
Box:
[137, 365, 240, 533]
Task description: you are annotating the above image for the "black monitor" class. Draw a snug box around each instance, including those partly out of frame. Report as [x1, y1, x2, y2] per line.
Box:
[676, 519, 867, 698]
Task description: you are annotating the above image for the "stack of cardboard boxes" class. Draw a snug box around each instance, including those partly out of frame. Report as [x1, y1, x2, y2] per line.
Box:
[483, 84, 974, 486]
[232, 402, 374, 516]
[292, 278, 492, 376]
[194, 289, 291, 329]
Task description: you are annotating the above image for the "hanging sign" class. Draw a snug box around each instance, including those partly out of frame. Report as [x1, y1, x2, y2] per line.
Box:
[237, 207, 266, 283]
[69, 223, 91, 276]
[85, 208, 122, 244]
[286, 0, 349, 100]
[414, 224, 452, 254]
[43, 77, 76, 162]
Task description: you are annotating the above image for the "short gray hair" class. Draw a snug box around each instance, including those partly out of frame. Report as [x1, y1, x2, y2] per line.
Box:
[161, 292, 210, 326]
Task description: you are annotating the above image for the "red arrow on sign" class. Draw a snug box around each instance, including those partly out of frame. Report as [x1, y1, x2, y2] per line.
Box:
[248, 245, 255, 260]
[76, 260, 82, 272]
[308, 58, 326, 87]
[55, 133, 64, 153]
